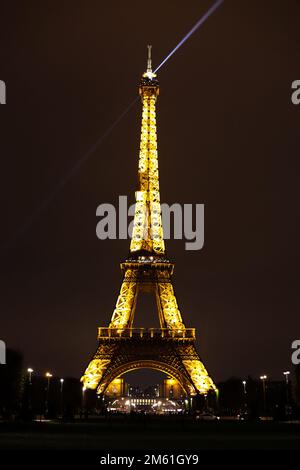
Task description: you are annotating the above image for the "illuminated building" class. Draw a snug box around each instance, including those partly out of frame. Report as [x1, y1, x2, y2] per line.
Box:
[105, 377, 128, 397]
[81, 46, 216, 398]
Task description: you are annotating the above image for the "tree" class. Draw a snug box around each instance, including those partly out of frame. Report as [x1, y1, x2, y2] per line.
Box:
[0, 349, 23, 418]
[292, 363, 300, 407]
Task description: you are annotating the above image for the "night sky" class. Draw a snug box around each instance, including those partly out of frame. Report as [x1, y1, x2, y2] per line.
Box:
[1, 0, 299, 385]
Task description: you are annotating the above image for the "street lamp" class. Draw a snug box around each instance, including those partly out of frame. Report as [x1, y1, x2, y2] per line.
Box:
[45, 372, 53, 417]
[283, 371, 290, 385]
[27, 368, 34, 411]
[81, 386, 86, 418]
[27, 368, 34, 384]
[46, 372, 52, 390]
[60, 378, 64, 418]
[242, 380, 247, 408]
[260, 375, 267, 415]
[283, 371, 291, 416]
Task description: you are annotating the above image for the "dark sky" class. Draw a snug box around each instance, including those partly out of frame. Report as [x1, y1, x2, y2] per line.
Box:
[0, 0, 299, 385]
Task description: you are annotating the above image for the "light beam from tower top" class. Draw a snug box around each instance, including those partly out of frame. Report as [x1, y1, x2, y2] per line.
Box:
[153, 0, 223, 74]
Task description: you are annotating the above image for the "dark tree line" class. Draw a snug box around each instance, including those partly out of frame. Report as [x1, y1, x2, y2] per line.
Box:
[0, 349, 24, 418]
[292, 363, 300, 407]
[217, 372, 300, 420]
[1, 348, 300, 420]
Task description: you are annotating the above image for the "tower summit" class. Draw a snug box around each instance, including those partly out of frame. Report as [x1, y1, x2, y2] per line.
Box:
[81, 48, 216, 398]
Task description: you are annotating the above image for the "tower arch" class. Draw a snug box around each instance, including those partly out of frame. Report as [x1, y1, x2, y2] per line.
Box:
[97, 360, 190, 396]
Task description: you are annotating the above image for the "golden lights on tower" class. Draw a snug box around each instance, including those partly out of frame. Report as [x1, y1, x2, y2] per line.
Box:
[81, 47, 216, 397]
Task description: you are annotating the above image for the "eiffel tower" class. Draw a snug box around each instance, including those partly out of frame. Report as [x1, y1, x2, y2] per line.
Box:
[81, 46, 216, 399]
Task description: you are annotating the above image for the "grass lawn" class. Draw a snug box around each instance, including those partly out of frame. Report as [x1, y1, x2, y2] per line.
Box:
[0, 416, 300, 451]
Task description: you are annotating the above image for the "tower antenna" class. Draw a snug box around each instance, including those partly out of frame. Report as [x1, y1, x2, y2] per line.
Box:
[147, 44, 152, 73]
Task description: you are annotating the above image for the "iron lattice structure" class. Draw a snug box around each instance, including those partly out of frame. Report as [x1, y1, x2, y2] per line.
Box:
[81, 47, 216, 397]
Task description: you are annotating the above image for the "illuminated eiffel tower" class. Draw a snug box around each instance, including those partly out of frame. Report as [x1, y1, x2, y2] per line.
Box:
[81, 47, 216, 398]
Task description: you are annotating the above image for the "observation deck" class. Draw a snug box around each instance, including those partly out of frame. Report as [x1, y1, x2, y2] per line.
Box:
[97, 327, 196, 341]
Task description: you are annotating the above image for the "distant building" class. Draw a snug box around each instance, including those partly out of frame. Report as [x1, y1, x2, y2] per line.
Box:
[105, 378, 128, 398]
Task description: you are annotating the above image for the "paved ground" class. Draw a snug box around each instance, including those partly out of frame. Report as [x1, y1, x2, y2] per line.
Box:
[0, 416, 300, 451]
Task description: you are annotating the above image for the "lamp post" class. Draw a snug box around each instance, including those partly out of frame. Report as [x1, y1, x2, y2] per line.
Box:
[283, 371, 290, 403]
[260, 375, 267, 415]
[27, 368, 34, 411]
[242, 380, 247, 408]
[283, 371, 291, 418]
[82, 386, 86, 419]
[60, 378, 64, 418]
[27, 368, 33, 384]
[45, 372, 52, 417]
